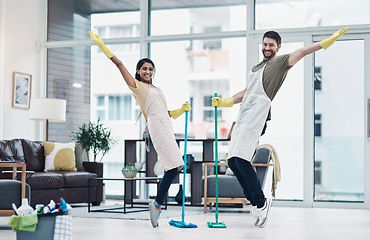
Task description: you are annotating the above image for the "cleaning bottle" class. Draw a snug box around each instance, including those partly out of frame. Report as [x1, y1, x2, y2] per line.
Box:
[59, 198, 68, 212]
[17, 198, 34, 216]
[43, 200, 56, 214]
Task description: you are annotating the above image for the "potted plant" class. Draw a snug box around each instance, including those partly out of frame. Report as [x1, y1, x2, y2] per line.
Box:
[73, 119, 117, 162]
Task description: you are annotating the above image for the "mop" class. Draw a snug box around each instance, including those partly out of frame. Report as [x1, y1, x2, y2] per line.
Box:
[169, 107, 198, 228]
[207, 93, 227, 228]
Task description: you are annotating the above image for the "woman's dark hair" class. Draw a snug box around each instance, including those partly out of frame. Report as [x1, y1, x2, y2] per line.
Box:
[263, 31, 281, 45]
[135, 58, 155, 82]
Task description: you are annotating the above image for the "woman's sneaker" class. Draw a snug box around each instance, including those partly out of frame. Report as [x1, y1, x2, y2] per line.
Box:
[149, 202, 161, 228]
[257, 198, 272, 228]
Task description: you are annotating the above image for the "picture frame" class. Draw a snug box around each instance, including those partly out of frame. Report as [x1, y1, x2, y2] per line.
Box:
[12, 72, 32, 109]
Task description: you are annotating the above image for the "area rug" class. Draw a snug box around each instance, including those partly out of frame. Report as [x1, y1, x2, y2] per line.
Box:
[70, 203, 204, 220]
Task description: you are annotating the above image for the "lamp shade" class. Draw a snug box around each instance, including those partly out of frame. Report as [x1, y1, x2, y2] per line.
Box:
[29, 98, 66, 122]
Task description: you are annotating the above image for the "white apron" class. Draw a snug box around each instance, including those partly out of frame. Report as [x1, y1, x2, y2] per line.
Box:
[228, 64, 271, 162]
[145, 86, 184, 171]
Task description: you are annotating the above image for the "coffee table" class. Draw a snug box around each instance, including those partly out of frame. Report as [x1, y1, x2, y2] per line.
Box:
[88, 176, 164, 214]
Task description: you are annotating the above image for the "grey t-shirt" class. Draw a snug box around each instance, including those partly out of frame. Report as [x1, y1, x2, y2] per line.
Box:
[251, 54, 292, 121]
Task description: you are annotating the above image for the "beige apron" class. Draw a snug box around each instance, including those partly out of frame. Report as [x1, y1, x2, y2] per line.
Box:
[145, 86, 184, 171]
[228, 64, 271, 162]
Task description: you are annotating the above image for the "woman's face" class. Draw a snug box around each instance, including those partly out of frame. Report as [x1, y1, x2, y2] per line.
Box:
[137, 62, 154, 83]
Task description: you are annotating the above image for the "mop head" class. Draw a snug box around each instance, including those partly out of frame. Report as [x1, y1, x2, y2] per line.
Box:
[207, 221, 227, 228]
[169, 220, 198, 228]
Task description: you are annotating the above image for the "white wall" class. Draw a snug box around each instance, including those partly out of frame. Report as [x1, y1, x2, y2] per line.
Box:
[0, 0, 5, 138]
[0, 0, 43, 140]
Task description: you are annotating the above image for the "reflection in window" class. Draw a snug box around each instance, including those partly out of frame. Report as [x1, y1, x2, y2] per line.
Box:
[314, 114, 322, 137]
[203, 27, 222, 50]
[314, 160, 322, 185]
[314, 67, 322, 90]
[203, 95, 222, 121]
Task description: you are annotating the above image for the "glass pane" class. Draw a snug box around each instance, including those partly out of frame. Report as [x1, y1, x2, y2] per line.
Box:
[151, 5, 246, 36]
[48, 1, 140, 41]
[90, 43, 141, 196]
[96, 110, 105, 121]
[256, 0, 370, 30]
[48, 0, 91, 41]
[47, 46, 90, 142]
[123, 95, 132, 121]
[97, 96, 105, 106]
[92, 12, 140, 36]
[151, 38, 246, 141]
[314, 40, 364, 202]
[259, 42, 305, 200]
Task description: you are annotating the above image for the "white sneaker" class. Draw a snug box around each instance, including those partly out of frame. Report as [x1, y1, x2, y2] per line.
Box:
[250, 206, 260, 226]
[149, 202, 161, 228]
[257, 198, 272, 228]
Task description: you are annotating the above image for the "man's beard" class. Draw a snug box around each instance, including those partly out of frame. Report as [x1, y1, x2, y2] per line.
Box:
[262, 49, 276, 59]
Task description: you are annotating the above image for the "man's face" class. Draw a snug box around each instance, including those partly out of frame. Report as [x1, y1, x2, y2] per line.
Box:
[262, 37, 281, 60]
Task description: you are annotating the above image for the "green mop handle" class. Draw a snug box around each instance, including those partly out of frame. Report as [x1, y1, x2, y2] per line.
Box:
[214, 93, 219, 223]
[182, 102, 189, 223]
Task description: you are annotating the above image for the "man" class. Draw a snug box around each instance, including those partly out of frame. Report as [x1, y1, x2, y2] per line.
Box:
[212, 27, 349, 228]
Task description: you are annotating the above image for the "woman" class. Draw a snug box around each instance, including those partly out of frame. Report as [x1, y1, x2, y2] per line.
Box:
[89, 31, 190, 228]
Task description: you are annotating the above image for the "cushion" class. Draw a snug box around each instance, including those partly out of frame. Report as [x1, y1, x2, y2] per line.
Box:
[0, 139, 25, 163]
[43, 142, 77, 172]
[62, 172, 97, 188]
[21, 139, 44, 171]
[74, 144, 85, 171]
[25, 172, 64, 190]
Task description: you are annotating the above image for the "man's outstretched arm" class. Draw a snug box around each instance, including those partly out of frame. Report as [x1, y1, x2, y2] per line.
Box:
[288, 27, 349, 67]
[288, 42, 322, 66]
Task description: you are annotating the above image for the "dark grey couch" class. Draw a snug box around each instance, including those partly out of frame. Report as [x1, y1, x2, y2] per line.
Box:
[0, 139, 103, 207]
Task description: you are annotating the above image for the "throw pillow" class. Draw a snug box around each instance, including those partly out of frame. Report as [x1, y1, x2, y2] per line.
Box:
[74, 143, 85, 171]
[43, 142, 77, 172]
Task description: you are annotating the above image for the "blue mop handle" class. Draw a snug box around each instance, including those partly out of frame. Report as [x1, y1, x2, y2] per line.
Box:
[214, 93, 219, 223]
[182, 103, 189, 223]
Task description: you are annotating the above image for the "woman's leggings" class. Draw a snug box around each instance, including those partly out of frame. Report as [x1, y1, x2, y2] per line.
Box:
[154, 167, 178, 208]
[228, 157, 266, 208]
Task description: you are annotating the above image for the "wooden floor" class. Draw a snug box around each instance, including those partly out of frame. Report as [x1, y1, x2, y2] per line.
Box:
[1, 205, 370, 240]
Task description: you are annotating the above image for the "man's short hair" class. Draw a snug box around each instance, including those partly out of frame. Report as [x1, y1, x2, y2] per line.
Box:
[263, 31, 281, 45]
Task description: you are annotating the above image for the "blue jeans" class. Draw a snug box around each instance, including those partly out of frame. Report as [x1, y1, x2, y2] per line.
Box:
[228, 157, 266, 208]
[154, 167, 178, 208]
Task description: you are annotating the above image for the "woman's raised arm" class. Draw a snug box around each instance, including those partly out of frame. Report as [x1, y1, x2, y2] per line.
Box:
[89, 31, 136, 88]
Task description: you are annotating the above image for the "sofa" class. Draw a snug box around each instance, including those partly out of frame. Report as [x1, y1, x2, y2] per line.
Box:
[0, 139, 103, 207]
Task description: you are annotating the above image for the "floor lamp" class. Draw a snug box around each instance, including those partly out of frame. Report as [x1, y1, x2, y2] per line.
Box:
[29, 98, 66, 141]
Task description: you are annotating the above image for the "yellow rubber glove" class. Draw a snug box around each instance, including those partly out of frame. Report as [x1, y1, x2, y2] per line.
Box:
[320, 27, 349, 50]
[89, 31, 114, 59]
[170, 103, 191, 120]
[212, 97, 234, 108]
